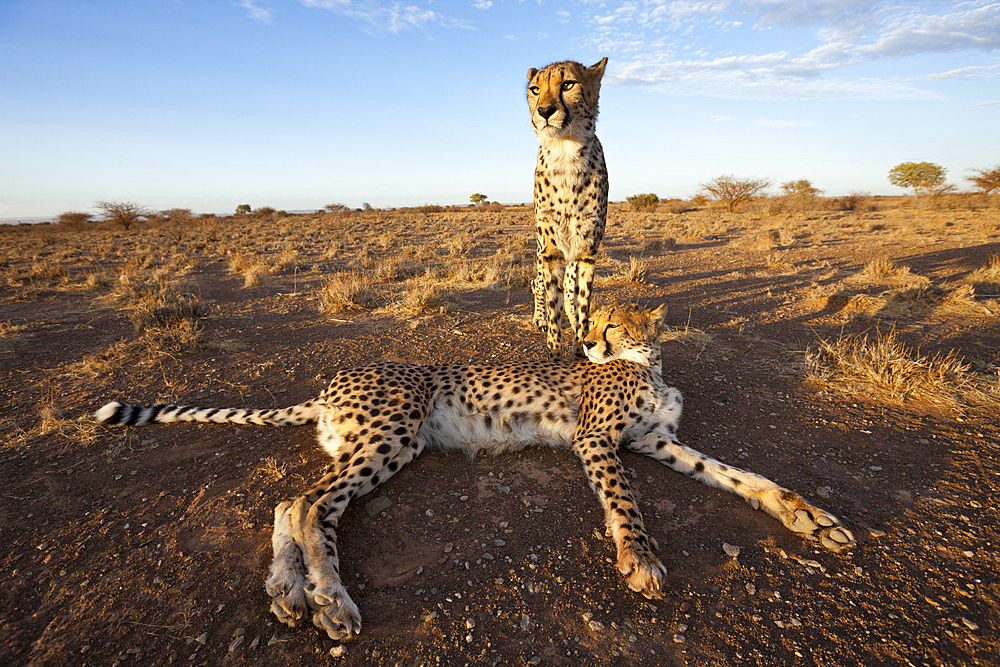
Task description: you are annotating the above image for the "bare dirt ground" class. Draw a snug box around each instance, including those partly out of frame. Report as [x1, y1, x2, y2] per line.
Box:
[2, 199, 999, 667]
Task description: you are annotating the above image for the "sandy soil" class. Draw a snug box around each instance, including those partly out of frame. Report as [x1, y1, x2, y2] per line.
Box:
[1, 201, 998, 666]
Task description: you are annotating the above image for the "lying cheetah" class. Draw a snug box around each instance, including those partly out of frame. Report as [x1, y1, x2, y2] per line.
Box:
[528, 58, 610, 359]
[95, 302, 854, 642]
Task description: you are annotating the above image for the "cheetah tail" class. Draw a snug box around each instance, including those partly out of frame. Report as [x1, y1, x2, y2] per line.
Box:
[94, 400, 322, 427]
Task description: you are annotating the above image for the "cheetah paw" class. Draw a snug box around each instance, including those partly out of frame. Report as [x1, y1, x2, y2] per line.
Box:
[761, 489, 857, 553]
[617, 544, 666, 600]
[311, 592, 362, 641]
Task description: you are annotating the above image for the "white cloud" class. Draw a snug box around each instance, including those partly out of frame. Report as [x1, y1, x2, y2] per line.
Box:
[473, 1, 493, 9]
[970, 100, 1000, 106]
[754, 118, 822, 128]
[234, 0, 272, 23]
[298, 0, 470, 33]
[572, 1, 1000, 100]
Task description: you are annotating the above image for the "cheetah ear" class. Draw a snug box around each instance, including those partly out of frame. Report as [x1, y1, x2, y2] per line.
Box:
[528, 67, 539, 81]
[647, 304, 667, 333]
[588, 57, 608, 81]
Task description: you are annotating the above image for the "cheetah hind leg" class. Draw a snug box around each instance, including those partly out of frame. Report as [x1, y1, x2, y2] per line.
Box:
[288, 496, 362, 641]
[264, 500, 311, 627]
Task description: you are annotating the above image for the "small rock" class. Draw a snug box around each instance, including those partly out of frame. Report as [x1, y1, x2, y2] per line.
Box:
[676, 623, 688, 633]
[520, 614, 532, 632]
[228, 635, 244, 652]
[329, 645, 347, 657]
[582, 612, 593, 622]
[745, 583, 756, 595]
[962, 617, 979, 631]
[421, 612, 438, 622]
[466, 634, 474, 643]
[868, 527, 887, 538]
[723, 543, 740, 558]
[673, 634, 686, 643]
[963, 550, 974, 557]
[195, 632, 208, 645]
[365, 496, 391, 517]
[482, 553, 494, 560]
[460, 495, 469, 501]
[443, 542, 454, 553]
[816, 486, 831, 499]
[494, 539, 506, 547]
[466, 618, 476, 629]
[588, 620, 604, 631]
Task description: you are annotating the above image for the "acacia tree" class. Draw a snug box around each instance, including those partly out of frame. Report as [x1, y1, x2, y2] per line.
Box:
[700, 175, 772, 213]
[57, 211, 94, 228]
[780, 179, 822, 196]
[470, 193, 489, 206]
[967, 165, 1000, 194]
[94, 200, 149, 231]
[887, 162, 946, 197]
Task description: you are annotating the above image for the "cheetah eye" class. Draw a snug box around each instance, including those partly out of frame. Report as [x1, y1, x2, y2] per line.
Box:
[561, 81, 576, 91]
[528, 86, 540, 95]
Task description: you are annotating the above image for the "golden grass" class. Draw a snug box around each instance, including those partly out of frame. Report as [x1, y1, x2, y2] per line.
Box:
[804, 328, 994, 406]
[317, 271, 376, 313]
[969, 254, 1000, 284]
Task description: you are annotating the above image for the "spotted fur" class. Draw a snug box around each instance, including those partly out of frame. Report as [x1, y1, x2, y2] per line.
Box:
[95, 302, 854, 642]
[528, 58, 610, 359]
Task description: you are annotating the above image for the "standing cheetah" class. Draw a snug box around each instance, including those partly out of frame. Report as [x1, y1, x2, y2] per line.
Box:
[94, 302, 854, 642]
[528, 58, 610, 359]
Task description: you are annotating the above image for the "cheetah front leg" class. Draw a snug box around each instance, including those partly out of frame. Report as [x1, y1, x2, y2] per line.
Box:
[539, 248, 567, 359]
[564, 256, 596, 359]
[626, 431, 855, 552]
[574, 431, 666, 599]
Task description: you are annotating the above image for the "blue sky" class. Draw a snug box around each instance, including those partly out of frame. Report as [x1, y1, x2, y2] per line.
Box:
[2, 0, 998, 219]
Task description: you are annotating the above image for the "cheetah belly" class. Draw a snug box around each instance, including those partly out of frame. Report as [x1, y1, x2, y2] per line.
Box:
[416, 396, 577, 457]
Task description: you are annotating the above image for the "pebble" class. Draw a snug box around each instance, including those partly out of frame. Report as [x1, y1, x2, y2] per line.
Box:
[723, 543, 740, 558]
[494, 539, 506, 546]
[195, 632, 208, 645]
[365, 496, 391, 517]
[745, 583, 756, 595]
[816, 486, 831, 499]
[673, 634, 686, 643]
[521, 657, 541, 665]
[228, 635, 244, 652]
[329, 645, 347, 658]
[962, 617, 979, 631]
[520, 614, 532, 632]
[421, 612, 438, 622]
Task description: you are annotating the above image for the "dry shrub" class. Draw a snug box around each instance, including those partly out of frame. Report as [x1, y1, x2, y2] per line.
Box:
[734, 230, 781, 251]
[242, 263, 270, 287]
[389, 282, 451, 318]
[804, 328, 992, 406]
[600, 256, 648, 284]
[644, 238, 676, 252]
[969, 255, 1000, 284]
[318, 271, 375, 313]
[878, 284, 996, 319]
[848, 259, 927, 285]
[270, 249, 300, 274]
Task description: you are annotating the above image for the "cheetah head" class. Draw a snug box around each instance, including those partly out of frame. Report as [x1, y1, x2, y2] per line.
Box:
[582, 302, 666, 366]
[527, 58, 608, 143]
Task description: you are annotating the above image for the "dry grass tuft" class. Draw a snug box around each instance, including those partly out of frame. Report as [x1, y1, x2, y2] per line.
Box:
[969, 255, 1000, 284]
[804, 328, 993, 406]
[597, 256, 649, 285]
[388, 282, 452, 318]
[317, 271, 376, 313]
[849, 258, 927, 285]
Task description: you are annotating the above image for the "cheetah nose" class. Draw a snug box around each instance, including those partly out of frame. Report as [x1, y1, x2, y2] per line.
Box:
[537, 105, 557, 120]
